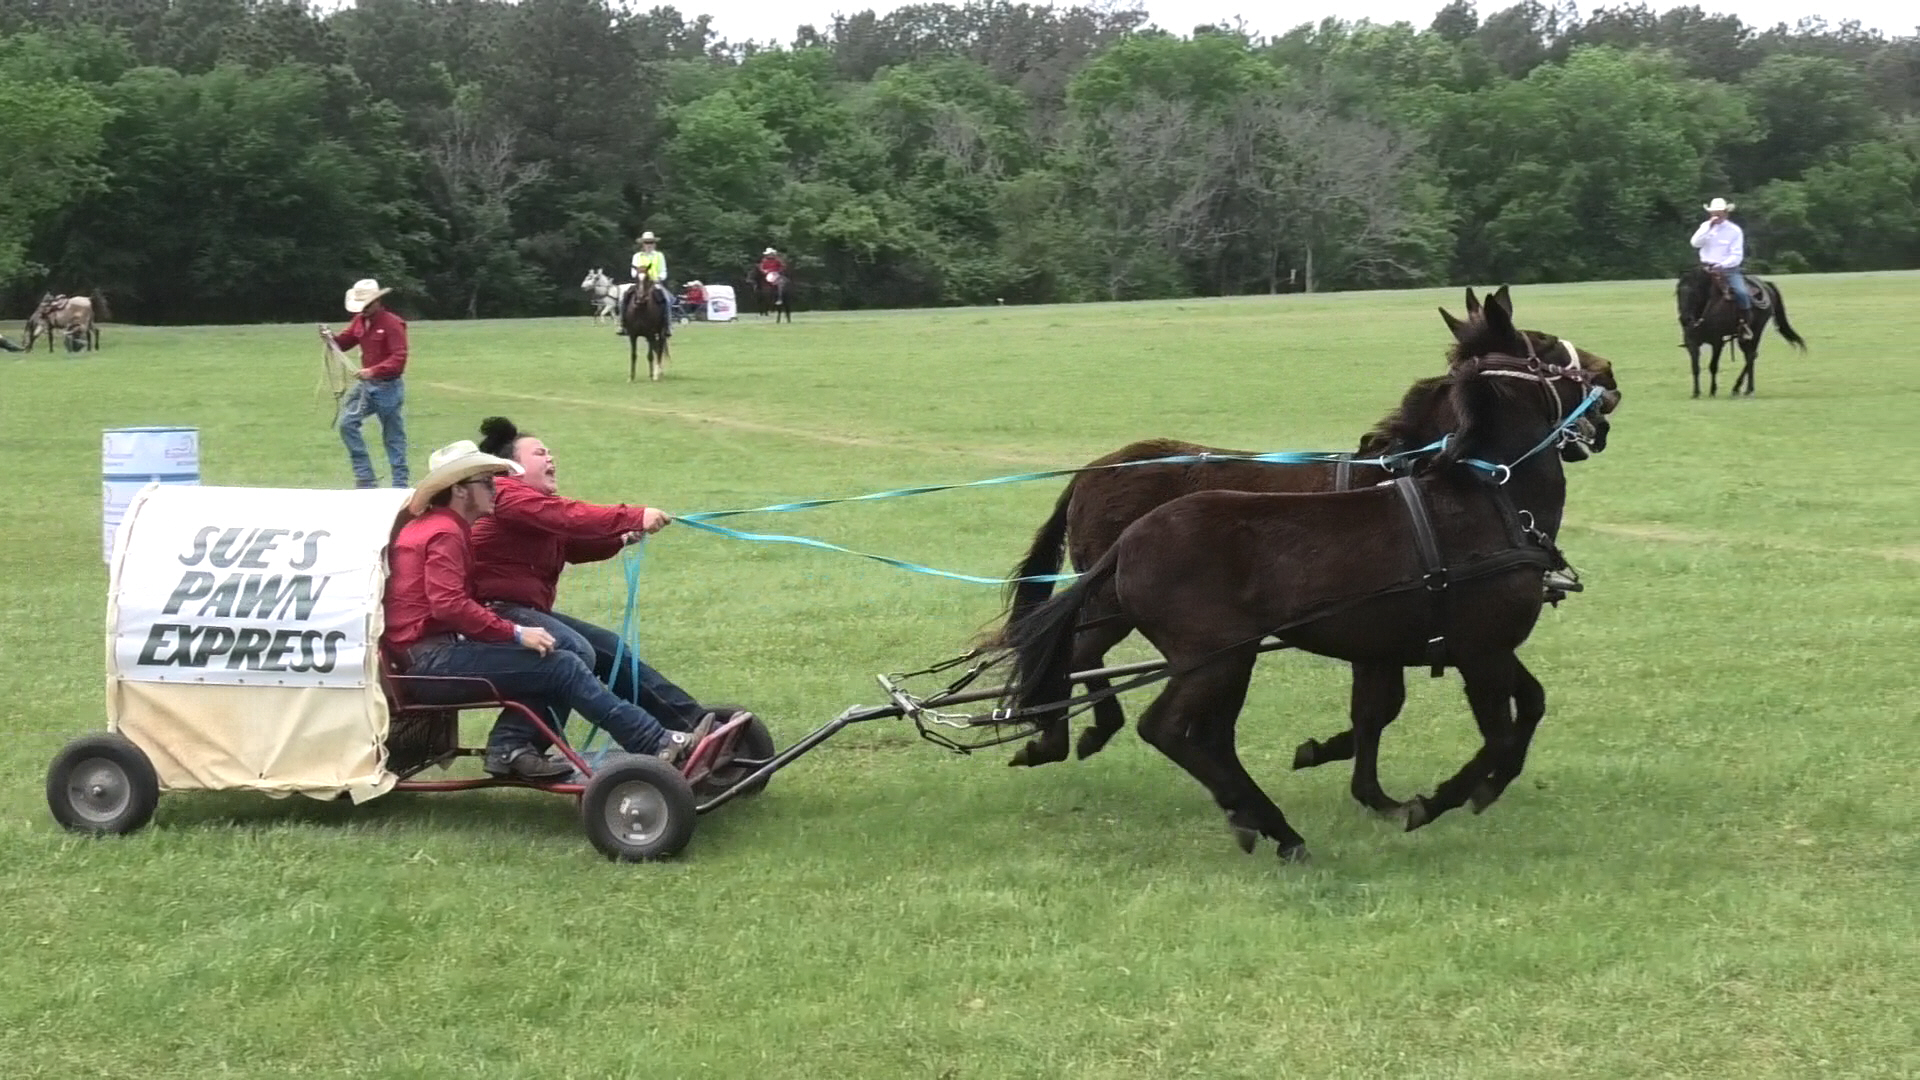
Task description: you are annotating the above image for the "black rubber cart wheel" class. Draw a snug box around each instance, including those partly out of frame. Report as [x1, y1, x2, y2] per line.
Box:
[580, 754, 698, 861]
[47, 734, 161, 836]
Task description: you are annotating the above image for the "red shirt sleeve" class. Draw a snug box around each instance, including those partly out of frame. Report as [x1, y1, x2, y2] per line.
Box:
[362, 313, 408, 380]
[330, 314, 364, 352]
[495, 481, 652, 539]
[421, 529, 518, 642]
[564, 536, 627, 564]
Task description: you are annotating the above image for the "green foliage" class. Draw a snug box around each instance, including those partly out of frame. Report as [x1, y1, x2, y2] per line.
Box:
[2, 1, 1918, 319]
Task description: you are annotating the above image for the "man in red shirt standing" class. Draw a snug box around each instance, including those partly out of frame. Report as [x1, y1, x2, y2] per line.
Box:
[470, 416, 747, 767]
[319, 278, 410, 489]
[385, 440, 711, 781]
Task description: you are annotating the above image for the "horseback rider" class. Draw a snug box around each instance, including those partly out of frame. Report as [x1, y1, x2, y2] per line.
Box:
[623, 231, 673, 337]
[1689, 197, 1752, 337]
[758, 247, 786, 284]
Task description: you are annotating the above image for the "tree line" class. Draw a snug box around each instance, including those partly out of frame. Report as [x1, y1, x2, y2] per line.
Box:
[3, 0, 1916, 324]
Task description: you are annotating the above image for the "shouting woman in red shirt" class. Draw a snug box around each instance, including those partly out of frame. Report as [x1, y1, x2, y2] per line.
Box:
[470, 416, 749, 764]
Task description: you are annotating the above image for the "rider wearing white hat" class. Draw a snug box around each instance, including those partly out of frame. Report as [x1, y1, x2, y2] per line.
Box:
[384, 440, 707, 779]
[319, 277, 410, 488]
[1690, 197, 1752, 330]
[626, 230, 674, 336]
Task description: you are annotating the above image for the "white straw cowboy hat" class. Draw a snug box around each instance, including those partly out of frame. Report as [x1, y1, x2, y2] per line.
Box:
[763, 247, 777, 255]
[406, 440, 523, 516]
[1703, 197, 1736, 213]
[637, 231, 658, 243]
[344, 278, 392, 313]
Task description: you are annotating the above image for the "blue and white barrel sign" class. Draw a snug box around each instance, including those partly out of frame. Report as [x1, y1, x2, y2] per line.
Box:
[103, 427, 200, 562]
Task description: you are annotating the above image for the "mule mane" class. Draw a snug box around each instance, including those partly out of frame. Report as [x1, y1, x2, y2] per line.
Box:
[1356, 374, 1454, 455]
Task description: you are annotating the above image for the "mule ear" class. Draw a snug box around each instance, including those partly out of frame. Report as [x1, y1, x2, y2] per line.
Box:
[1463, 287, 1481, 316]
[1439, 306, 1469, 341]
[1482, 286, 1516, 331]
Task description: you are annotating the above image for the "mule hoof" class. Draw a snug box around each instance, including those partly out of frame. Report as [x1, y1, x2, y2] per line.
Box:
[1367, 799, 1408, 819]
[1291, 739, 1321, 770]
[1401, 797, 1433, 832]
[1469, 781, 1500, 814]
[1277, 843, 1311, 865]
[1228, 823, 1259, 854]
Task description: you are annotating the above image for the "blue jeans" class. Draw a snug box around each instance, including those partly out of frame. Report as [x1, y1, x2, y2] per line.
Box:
[403, 636, 673, 755]
[487, 605, 707, 750]
[1720, 268, 1752, 311]
[341, 377, 408, 487]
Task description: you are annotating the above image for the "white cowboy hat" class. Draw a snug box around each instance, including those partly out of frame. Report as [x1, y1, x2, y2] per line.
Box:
[687, 280, 702, 287]
[1703, 197, 1736, 213]
[637, 231, 658, 243]
[344, 278, 392, 313]
[406, 440, 523, 516]
[763, 247, 777, 255]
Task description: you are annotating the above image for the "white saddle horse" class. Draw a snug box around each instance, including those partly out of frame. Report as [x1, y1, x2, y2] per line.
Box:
[579, 268, 633, 326]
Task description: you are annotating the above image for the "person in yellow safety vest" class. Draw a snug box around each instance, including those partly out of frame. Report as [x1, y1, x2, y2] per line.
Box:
[622, 230, 674, 337]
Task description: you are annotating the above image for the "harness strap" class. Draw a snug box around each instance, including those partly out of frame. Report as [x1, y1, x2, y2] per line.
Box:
[1392, 477, 1451, 677]
[996, 544, 1560, 726]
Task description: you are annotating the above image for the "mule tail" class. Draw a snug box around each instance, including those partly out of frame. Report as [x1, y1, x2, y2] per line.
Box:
[1001, 547, 1120, 725]
[1003, 481, 1075, 620]
[1767, 282, 1806, 350]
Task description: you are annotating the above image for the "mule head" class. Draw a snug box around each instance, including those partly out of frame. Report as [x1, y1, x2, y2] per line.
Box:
[1435, 286, 1611, 466]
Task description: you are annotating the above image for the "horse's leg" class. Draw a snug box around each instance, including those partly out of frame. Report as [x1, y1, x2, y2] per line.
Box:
[1290, 659, 1407, 781]
[1009, 610, 1125, 767]
[1686, 337, 1703, 398]
[628, 331, 638, 382]
[1402, 652, 1518, 831]
[1072, 598, 1138, 761]
[1343, 661, 1410, 813]
[1470, 657, 1546, 813]
[1735, 327, 1760, 396]
[1134, 649, 1311, 861]
[1708, 338, 1725, 396]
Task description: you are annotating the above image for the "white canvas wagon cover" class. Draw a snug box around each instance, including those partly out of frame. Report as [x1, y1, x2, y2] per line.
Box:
[105, 484, 414, 803]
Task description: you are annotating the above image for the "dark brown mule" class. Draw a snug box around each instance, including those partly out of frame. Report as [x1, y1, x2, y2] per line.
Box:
[992, 291, 1614, 820]
[621, 272, 671, 382]
[1676, 267, 1804, 398]
[995, 289, 1621, 862]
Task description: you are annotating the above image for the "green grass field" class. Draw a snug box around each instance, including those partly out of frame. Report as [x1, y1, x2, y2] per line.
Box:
[3, 274, 1916, 1078]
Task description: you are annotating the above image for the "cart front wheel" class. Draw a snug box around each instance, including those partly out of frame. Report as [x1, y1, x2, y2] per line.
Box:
[581, 754, 697, 862]
[47, 734, 160, 835]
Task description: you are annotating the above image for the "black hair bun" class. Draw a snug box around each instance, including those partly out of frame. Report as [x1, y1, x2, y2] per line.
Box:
[478, 416, 519, 458]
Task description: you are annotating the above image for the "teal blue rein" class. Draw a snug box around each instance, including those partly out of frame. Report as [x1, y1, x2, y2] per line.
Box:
[1462, 386, 1606, 481]
[583, 542, 649, 752]
[667, 441, 1447, 587]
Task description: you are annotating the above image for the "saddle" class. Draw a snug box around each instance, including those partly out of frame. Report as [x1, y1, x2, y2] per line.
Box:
[1705, 268, 1771, 311]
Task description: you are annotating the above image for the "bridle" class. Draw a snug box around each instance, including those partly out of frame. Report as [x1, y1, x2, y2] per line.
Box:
[1452, 338, 1613, 483]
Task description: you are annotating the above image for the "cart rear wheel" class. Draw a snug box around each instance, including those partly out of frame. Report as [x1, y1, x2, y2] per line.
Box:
[581, 754, 697, 861]
[696, 710, 776, 799]
[47, 734, 160, 835]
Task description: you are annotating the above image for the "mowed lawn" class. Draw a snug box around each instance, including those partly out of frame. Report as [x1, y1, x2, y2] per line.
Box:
[1, 274, 1915, 1078]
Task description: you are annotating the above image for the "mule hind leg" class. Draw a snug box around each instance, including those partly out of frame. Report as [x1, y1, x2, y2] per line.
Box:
[1134, 649, 1311, 861]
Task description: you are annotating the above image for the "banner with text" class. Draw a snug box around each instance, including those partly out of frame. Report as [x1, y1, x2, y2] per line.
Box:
[110, 486, 412, 688]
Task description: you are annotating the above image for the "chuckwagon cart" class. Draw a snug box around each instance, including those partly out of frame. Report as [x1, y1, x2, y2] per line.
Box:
[46, 483, 786, 861]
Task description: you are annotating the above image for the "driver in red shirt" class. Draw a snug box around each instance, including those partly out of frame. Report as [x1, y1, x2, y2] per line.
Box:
[384, 440, 711, 780]
[469, 416, 749, 769]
